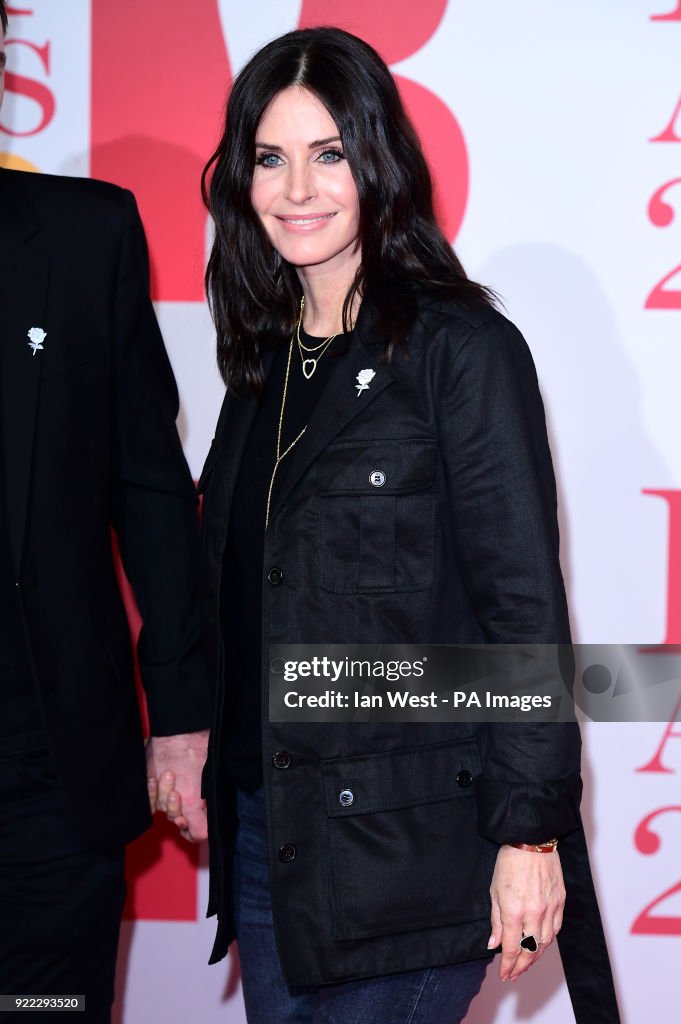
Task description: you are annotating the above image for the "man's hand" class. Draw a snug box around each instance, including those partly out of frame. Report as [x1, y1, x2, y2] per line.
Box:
[488, 845, 565, 982]
[145, 729, 209, 843]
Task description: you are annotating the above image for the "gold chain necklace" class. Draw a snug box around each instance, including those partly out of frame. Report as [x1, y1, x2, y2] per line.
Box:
[296, 295, 339, 379]
[265, 335, 306, 530]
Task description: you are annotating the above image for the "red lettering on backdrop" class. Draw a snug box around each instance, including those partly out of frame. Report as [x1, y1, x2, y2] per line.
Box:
[648, 177, 681, 227]
[632, 807, 681, 934]
[649, 92, 681, 143]
[651, 1, 681, 20]
[641, 491, 681, 643]
[637, 694, 681, 773]
[637, 488, 681, 771]
[645, 179, 681, 309]
[5, 4, 34, 14]
[298, 0, 467, 241]
[90, 1, 231, 301]
[300, 0, 448, 63]
[633, 487, 681, 933]
[0, 40, 54, 137]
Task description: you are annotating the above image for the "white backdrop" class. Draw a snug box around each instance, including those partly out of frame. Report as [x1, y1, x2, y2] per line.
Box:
[1, 2, 680, 1021]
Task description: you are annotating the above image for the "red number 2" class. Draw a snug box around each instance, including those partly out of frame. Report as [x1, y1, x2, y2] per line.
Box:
[645, 178, 681, 309]
[632, 806, 681, 934]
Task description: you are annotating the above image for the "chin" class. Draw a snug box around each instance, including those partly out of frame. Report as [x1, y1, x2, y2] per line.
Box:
[275, 237, 360, 271]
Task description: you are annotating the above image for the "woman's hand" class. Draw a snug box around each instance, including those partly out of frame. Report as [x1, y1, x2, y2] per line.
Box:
[488, 845, 565, 982]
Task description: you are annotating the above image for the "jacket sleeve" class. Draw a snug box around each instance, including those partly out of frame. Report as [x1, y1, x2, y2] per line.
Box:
[435, 312, 582, 844]
[110, 188, 211, 736]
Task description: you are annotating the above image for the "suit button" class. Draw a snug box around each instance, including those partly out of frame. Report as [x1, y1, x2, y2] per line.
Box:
[272, 751, 292, 769]
[456, 769, 473, 788]
[278, 843, 296, 863]
[267, 567, 283, 586]
[338, 788, 355, 807]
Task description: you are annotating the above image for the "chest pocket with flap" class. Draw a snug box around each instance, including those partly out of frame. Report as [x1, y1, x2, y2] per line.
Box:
[315, 439, 436, 594]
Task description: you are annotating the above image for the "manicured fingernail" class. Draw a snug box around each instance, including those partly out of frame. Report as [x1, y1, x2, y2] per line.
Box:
[487, 937, 496, 949]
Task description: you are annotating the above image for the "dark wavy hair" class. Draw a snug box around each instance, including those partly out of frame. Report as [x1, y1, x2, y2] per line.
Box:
[202, 27, 497, 393]
[1, 1, 7, 35]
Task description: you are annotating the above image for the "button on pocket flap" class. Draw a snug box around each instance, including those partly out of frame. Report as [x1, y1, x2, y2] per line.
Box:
[321, 739, 481, 818]
[318, 440, 436, 496]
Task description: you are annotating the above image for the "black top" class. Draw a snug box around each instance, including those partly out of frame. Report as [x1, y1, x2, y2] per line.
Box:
[221, 328, 351, 790]
[0, 358, 47, 753]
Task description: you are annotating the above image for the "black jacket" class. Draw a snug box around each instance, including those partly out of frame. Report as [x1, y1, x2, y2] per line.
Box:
[199, 296, 619, 1022]
[0, 169, 211, 850]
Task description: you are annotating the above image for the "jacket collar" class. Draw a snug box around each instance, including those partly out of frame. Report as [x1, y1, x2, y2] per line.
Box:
[271, 301, 394, 518]
[0, 174, 49, 569]
[208, 300, 395, 525]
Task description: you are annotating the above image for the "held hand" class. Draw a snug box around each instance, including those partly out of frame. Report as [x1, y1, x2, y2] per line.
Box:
[488, 845, 565, 982]
[145, 730, 210, 843]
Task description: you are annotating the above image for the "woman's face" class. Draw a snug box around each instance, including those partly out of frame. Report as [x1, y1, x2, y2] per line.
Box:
[251, 87, 361, 278]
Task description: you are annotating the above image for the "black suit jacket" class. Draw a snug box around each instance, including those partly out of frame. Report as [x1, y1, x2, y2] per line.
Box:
[0, 169, 210, 850]
[199, 296, 619, 1021]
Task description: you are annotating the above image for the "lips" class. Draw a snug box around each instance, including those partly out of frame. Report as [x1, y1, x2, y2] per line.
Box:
[276, 213, 336, 226]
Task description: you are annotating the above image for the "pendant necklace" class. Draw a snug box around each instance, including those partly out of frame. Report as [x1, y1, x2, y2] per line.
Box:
[265, 334, 306, 531]
[296, 295, 339, 379]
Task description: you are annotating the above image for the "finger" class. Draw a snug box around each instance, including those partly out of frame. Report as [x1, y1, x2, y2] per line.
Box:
[146, 776, 158, 814]
[166, 789, 182, 814]
[181, 804, 209, 844]
[156, 770, 176, 813]
[166, 793, 190, 833]
[509, 919, 545, 981]
[488, 894, 502, 950]
[499, 919, 523, 981]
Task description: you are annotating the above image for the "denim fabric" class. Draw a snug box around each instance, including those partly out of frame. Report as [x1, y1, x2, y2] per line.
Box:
[232, 786, 490, 1024]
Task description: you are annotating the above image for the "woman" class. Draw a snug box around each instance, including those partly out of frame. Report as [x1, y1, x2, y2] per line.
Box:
[182, 26, 619, 1024]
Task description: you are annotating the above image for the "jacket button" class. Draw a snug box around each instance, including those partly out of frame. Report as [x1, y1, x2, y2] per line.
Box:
[338, 788, 355, 807]
[278, 843, 296, 863]
[272, 751, 291, 769]
[267, 567, 283, 586]
[456, 769, 473, 788]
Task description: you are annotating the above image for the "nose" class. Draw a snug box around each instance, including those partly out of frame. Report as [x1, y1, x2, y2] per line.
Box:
[285, 158, 316, 205]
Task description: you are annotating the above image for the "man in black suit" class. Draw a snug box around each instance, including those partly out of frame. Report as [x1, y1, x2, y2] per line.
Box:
[0, 5, 210, 1019]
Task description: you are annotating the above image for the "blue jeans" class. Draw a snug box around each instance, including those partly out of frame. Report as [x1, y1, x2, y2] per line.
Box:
[232, 787, 490, 1024]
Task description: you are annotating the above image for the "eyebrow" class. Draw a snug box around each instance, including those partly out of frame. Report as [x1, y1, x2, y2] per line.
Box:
[255, 136, 341, 151]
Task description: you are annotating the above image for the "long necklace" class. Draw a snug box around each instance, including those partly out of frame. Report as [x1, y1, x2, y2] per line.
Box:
[265, 335, 306, 531]
[296, 295, 339, 379]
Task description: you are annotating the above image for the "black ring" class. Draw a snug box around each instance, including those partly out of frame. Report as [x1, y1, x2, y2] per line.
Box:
[519, 934, 540, 953]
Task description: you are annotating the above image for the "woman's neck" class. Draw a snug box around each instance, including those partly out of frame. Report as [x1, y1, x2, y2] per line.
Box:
[297, 261, 360, 336]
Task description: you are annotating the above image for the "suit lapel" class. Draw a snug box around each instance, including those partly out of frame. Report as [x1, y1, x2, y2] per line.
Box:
[0, 187, 49, 569]
[270, 303, 394, 519]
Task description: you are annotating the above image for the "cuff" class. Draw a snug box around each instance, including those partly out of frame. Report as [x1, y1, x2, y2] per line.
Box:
[475, 771, 583, 846]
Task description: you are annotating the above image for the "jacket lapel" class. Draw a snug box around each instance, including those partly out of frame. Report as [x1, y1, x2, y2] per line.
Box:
[209, 305, 394, 527]
[0, 188, 49, 570]
[205, 349, 275, 506]
[270, 303, 394, 519]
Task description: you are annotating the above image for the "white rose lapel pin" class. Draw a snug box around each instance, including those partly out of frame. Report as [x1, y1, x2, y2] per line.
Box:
[355, 368, 376, 396]
[27, 327, 47, 356]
